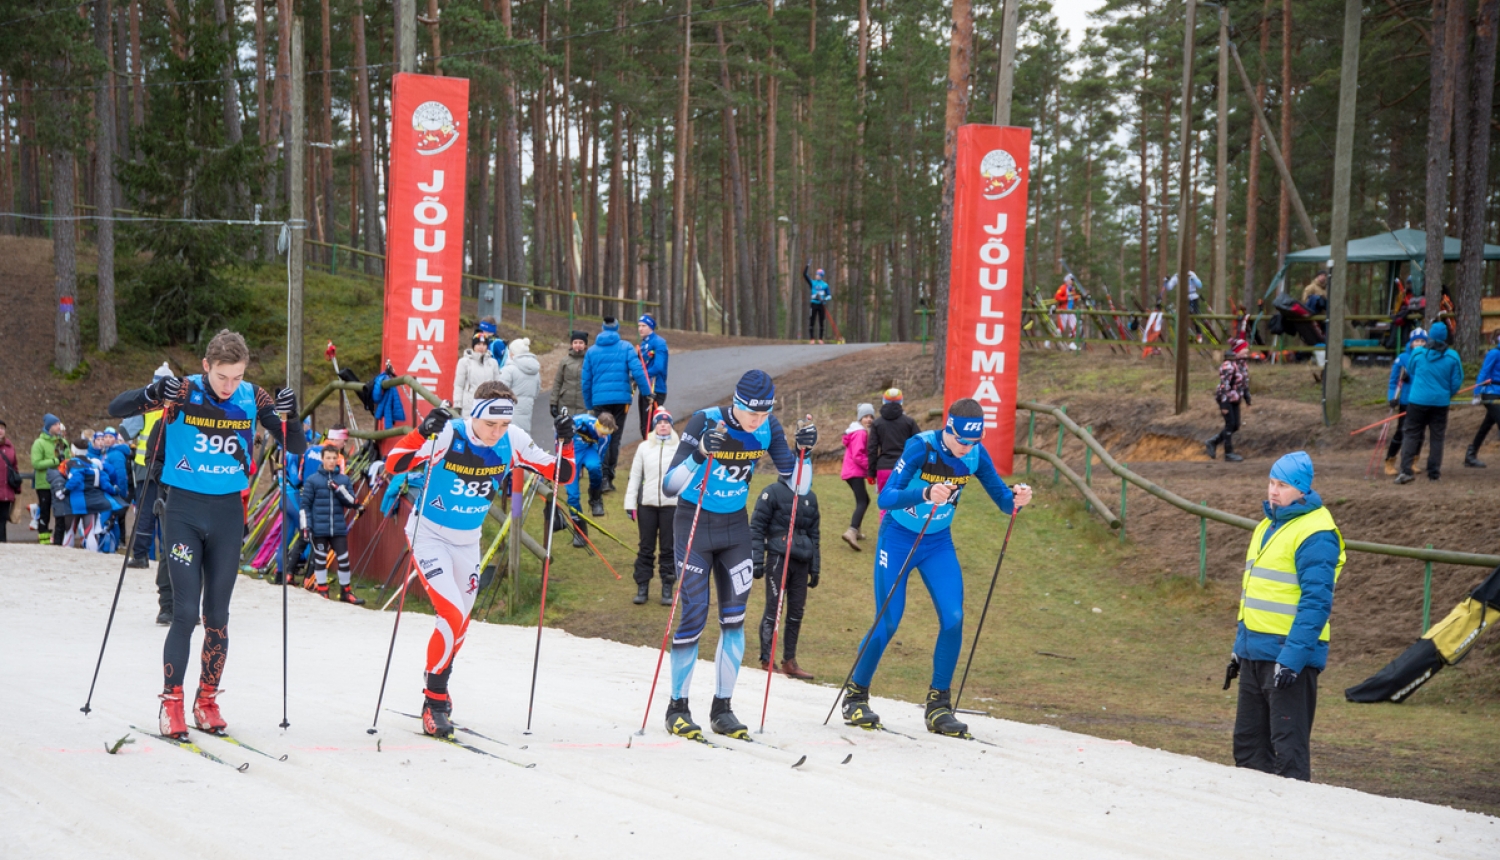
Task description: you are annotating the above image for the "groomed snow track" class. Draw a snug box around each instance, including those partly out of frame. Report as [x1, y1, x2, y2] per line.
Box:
[2, 543, 1494, 859]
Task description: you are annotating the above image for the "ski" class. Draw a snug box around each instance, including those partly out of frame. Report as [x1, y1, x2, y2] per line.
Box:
[130, 724, 249, 772]
[727, 734, 807, 768]
[191, 727, 289, 761]
[407, 729, 537, 769]
[386, 709, 511, 747]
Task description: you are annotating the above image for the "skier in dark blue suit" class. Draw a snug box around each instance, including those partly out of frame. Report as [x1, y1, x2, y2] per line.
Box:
[842, 399, 1031, 738]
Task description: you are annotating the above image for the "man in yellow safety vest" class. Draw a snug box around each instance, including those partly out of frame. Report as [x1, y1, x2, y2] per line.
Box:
[1223, 451, 1344, 781]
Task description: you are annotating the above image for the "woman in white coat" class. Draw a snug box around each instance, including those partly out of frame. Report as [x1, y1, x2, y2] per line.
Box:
[497, 337, 543, 436]
[454, 333, 503, 416]
[624, 410, 679, 605]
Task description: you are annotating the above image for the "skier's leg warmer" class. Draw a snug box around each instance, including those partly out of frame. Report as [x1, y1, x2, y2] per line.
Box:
[715, 623, 745, 700]
[413, 530, 482, 676]
[915, 534, 964, 690]
[161, 490, 242, 688]
[851, 522, 918, 687]
[313, 536, 332, 585]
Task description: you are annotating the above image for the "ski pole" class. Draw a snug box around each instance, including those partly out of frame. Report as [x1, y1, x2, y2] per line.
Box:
[524, 436, 569, 733]
[822, 501, 941, 726]
[758, 422, 811, 733]
[81, 403, 174, 715]
[368, 434, 438, 735]
[953, 504, 1023, 711]
[278, 411, 292, 730]
[635, 451, 715, 737]
[1365, 408, 1393, 480]
[558, 505, 623, 580]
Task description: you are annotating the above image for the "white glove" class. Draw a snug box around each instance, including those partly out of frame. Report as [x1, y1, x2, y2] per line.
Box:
[335, 485, 357, 506]
[368, 460, 385, 481]
[298, 510, 308, 531]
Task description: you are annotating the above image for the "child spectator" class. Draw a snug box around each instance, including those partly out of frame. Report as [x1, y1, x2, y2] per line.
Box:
[61, 436, 120, 550]
[299, 446, 366, 604]
[625, 410, 679, 605]
[1384, 329, 1427, 475]
[455, 332, 503, 416]
[867, 388, 919, 492]
[476, 317, 508, 368]
[1465, 330, 1500, 468]
[566, 411, 616, 548]
[1206, 338, 1251, 463]
[840, 403, 875, 550]
[31, 414, 67, 544]
[752, 470, 822, 680]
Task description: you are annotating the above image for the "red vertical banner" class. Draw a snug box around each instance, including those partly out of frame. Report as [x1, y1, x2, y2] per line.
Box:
[384, 73, 470, 415]
[942, 124, 1031, 475]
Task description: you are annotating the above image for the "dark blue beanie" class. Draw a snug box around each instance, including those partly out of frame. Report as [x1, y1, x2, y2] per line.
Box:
[733, 370, 776, 412]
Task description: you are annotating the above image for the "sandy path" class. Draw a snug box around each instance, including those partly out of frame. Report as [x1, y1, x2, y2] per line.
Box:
[1, 543, 1494, 858]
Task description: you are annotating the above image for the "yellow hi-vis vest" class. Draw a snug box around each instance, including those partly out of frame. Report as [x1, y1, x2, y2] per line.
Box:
[134, 409, 162, 466]
[1239, 506, 1345, 641]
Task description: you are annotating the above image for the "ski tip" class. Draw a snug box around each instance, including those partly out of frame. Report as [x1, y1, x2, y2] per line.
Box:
[366, 727, 378, 735]
[524, 763, 537, 769]
[278, 754, 289, 762]
[841, 753, 853, 764]
[790, 755, 807, 768]
[235, 762, 250, 773]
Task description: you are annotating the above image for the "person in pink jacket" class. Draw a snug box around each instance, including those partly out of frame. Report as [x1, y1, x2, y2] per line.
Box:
[840, 403, 876, 551]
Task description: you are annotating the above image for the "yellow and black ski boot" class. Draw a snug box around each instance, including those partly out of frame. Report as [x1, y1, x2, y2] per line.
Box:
[924, 687, 971, 738]
[841, 681, 882, 729]
[709, 696, 749, 739]
[665, 697, 702, 739]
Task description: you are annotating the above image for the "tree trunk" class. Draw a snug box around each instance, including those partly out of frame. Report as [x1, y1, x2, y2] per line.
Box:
[353, 0, 384, 270]
[94, 0, 118, 351]
[1423, 0, 1459, 325]
[1242, 0, 1270, 312]
[846, 0, 868, 343]
[114, 1, 131, 159]
[670, 0, 691, 329]
[129, 0, 144, 137]
[501, 0, 525, 289]
[931, 0, 973, 390]
[52, 136, 81, 372]
[1276, 0, 1293, 269]
[319, 0, 333, 254]
[1138, 54, 1151, 307]
[1456, 0, 1497, 359]
[715, 21, 755, 340]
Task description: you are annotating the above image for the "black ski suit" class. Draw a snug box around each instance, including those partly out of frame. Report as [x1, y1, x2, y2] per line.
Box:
[751, 479, 821, 664]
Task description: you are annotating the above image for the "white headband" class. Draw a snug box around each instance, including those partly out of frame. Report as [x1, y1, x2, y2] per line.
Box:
[471, 398, 515, 419]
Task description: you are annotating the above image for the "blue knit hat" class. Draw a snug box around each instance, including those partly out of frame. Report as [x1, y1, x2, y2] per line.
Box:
[602, 317, 619, 332]
[638, 314, 657, 331]
[1429, 322, 1449, 345]
[1406, 327, 1428, 347]
[733, 370, 776, 412]
[42, 413, 61, 434]
[1270, 451, 1314, 495]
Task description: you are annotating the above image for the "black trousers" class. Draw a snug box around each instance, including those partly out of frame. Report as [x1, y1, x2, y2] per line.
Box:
[1386, 411, 1406, 459]
[0, 500, 10, 541]
[162, 488, 245, 690]
[131, 473, 161, 561]
[596, 403, 629, 481]
[35, 489, 53, 537]
[1399, 404, 1449, 479]
[1233, 658, 1319, 782]
[637, 392, 666, 440]
[845, 477, 870, 531]
[759, 555, 810, 663]
[1468, 401, 1500, 453]
[809, 305, 827, 339]
[1209, 400, 1241, 451]
[633, 505, 676, 585]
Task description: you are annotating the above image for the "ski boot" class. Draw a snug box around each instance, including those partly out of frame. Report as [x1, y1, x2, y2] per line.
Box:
[571, 517, 588, 549]
[127, 556, 150, 569]
[924, 688, 971, 738]
[590, 497, 606, 518]
[664, 697, 702, 739]
[193, 683, 228, 735]
[159, 686, 189, 740]
[338, 585, 366, 606]
[633, 582, 650, 605]
[840, 682, 881, 729]
[709, 696, 748, 739]
[421, 690, 454, 738]
[314, 582, 330, 599]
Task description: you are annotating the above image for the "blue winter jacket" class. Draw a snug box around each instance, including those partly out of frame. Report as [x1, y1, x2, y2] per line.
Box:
[639, 331, 669, 395]
[581, 329, 651, 409]
[90, 444, 131, 501]
[1475, 347, 1500, 398]
[1387, 350, 1415, 404]
[381, 469, 425, 517]
[1232, 491, 1341, 673]
[64, 456, 120, 516]
[1404, 343, 1465, 408]
[299, 466, 356, 537]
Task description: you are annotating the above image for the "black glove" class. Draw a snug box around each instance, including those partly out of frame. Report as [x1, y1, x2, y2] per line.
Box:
[1222, 655, 1240, 690]
[301, 528, 313, 547]
[553, 406, 573, 441]
[146, 375, 183, 403]
[794, 422, 818, 450]
[753, 562, 765, 580]
[1273, 663, 1298, 689]
[1388, 399, 1398, 410]
[698, 422, 729, 457]
[419, 406, 453, 438]
[809, 571, 820, 589]
[274, 387, 297, 416]
[549, 404, 560, 419]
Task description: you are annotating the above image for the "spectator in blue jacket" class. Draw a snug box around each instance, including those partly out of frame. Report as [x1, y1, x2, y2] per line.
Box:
[1464, 329, 1500, 468]
[581, 317, 650, 492]
[1226, 452, 1343, 782]
[298, 446, 365, 604]
[1396, 321, 1465, 483]
[636, 314, 669, 439]
[804, 264, 832, 343]
[92, 428, 132, 546]
[62, 437, 120, 550]
[1383, 328, 1426, 475]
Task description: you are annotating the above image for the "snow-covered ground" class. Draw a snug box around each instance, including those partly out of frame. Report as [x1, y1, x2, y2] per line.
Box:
[2, 542, 1494, 859]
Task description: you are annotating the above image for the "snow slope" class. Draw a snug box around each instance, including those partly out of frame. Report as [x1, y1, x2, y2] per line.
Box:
[1, 543, 1494, 859]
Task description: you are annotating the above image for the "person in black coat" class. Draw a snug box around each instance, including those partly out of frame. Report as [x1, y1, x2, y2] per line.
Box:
[866, 388, 920, 492]
[298, 447, 366, 604]
[751, 475, 821, 679]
